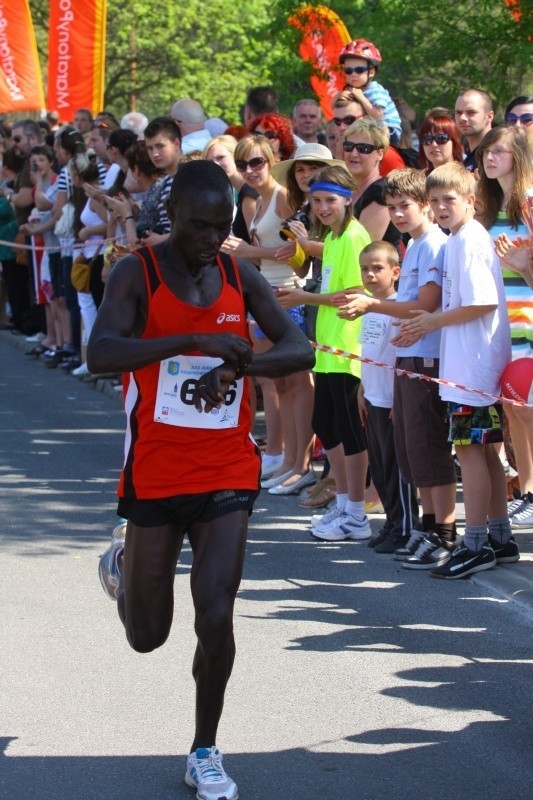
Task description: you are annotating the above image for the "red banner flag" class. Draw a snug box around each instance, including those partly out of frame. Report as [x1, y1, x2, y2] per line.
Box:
[47, 0, 107, 121]
[289, 4, 351, 121]
[0, 0, 45, 113]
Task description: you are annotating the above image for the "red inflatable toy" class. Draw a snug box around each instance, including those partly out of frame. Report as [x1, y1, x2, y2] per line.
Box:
[500, 358, 533, 404]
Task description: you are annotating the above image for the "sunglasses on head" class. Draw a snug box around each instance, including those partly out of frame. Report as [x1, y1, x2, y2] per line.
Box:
[333, 115, 360, 127]
[505, 112, 533, 127]
[235, 156, 267, 173]
[255, 130, 278, 140]
[422, 133, 451, 145]
[343, 66, 369, 75]
[342, 141, 377, 154]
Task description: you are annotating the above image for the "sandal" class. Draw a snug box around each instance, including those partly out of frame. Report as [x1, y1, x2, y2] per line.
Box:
[25, 343, 48, 357]
[299, 476, 336, 508]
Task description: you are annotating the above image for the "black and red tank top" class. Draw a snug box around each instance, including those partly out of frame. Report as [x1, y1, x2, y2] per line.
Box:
[118, 245, 260, 499]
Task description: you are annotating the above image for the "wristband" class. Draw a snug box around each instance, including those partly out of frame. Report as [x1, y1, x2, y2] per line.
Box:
[124, 215, 135, 221]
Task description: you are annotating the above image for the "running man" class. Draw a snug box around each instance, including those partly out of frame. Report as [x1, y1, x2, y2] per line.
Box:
[87, 160, 314, 800]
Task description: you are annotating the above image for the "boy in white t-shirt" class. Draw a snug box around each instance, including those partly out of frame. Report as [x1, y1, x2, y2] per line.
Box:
[357, 241, 419, 553]
[402, 163, 519, 579]
[335, 168, 457, 571]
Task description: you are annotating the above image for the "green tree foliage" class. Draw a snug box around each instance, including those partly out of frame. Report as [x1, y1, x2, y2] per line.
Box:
[28, 0, 292, 123]
[272, 0, 533, 120]
[26, 0, 532, 124]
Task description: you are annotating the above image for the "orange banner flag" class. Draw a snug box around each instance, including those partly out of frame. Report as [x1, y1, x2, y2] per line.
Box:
[289, 4, 351, 121]
[0, 0, 45, 113]
[47, 0, 107, 121]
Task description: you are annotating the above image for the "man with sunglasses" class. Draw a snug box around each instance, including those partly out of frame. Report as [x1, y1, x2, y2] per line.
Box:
[89, 159, 314, 800]
[454, 89, 494, 171]
[331, 93, 406, 176]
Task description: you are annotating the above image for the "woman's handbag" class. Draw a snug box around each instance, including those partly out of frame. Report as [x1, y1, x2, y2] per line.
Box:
[70, 241, 104, 292]
[54, 202, 75, 238]
[70, 254, 91, 292]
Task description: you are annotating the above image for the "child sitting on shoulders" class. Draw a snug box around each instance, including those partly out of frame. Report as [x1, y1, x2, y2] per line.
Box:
[338, 39, 402, 144]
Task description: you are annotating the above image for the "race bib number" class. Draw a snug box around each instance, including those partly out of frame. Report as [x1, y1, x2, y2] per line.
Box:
[361, 317, 387, 346]
[321, 265, 333, 293]
[154, 355, 243, 429]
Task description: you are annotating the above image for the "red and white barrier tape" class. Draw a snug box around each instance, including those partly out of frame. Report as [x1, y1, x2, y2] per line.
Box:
[0, 236, 119, 252]
[312, 342, 533, 409]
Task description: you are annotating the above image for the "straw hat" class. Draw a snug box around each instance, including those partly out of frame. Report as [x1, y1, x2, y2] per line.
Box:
[271, 142, 348, 186]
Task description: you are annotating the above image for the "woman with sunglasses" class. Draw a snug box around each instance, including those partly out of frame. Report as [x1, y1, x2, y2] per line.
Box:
[221, 135, 316, 493]
[268, 143, 348, 499]
[476, 125, 533, 528]
[248, 113, 296, 162]
[504, 96, 533, 146]
[203, 134, 258, 244]
[342, 117, 402, 252]
[418, 108, 464, 174]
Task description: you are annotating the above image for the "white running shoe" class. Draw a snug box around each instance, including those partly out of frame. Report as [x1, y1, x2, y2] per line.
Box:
[185, 747, 238, 800]
[312, 511, 371, 541]
[72, 362, 91, 377]
[310, 505, 344, 528]
[98, 522, 126, 600]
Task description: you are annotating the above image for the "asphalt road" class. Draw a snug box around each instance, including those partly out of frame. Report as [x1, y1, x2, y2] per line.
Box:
[1, 338, 532, 800]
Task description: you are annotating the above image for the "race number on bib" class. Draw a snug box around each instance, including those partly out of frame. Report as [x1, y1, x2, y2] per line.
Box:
[361, 317, 388, 346]
[154, 355, 243, 429]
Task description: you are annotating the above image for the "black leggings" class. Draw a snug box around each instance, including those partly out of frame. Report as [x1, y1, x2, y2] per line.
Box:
[312, 372, 367, 456]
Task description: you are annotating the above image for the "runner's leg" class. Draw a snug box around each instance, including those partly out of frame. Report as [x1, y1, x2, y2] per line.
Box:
[187, 509, 249, 751]
[118, 521, 185, 652]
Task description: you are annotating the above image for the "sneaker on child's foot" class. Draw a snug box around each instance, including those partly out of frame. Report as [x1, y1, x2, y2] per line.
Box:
[98, 522, 126, 600]
[375, 534, 408, 554]
[488, 536, 520, 564]
[311, 511, 371, 541]
[402, 532, 455, 570]
[430, 542, 496, 579]
[185, 747, 238, 800]
[310, 505, 344, 529]
[393, 529, 426, 562]
[367, 529, 389, 549]
[507, 487, 529, 518]
[510, 494, 533, 529]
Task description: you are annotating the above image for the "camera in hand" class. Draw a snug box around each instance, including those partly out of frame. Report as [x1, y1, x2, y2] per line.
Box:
[279, 209, 310, 241]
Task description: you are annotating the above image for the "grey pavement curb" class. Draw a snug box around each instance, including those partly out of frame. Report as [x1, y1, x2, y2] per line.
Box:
[471, 561, 533, 620]
[2, 328, 532, 621]
[1, 329, 122, 402]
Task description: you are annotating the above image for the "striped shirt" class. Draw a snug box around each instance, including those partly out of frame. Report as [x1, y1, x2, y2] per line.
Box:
[364, 80, 402, 139]
[489, 211, 532, 360]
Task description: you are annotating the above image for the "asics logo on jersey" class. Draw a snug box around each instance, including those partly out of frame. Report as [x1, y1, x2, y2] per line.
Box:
[217, 312, 241, 324]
